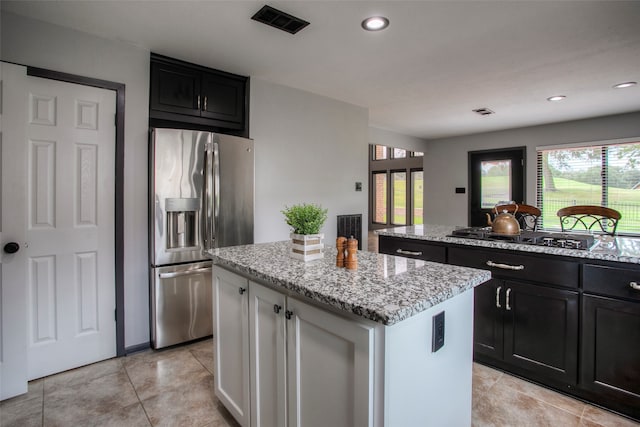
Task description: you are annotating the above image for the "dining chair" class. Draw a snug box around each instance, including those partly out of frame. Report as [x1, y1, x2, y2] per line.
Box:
[493, 203, 542, 231]
[556, 205, 621, 236]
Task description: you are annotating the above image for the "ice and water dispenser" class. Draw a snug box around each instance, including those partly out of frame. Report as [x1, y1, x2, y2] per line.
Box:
[165, 197, 200, 250]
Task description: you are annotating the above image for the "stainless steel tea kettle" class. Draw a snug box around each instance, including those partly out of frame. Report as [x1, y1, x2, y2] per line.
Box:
[486, 205, 521, 235]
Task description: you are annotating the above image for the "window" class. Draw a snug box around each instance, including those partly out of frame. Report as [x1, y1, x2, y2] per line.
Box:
[391, 171, 407, 225]
[393, 148, 407, 159]
[373, 172, 387, 223]
[536, 140, 640, 234]
[373, 145, 388, 160]
[370, 145, 423, 228]
[411, 170, 424, 225]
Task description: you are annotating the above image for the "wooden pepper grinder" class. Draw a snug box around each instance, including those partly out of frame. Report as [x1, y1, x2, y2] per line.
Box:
[336, 236, 347, 267]
[345, 236, 358, 270]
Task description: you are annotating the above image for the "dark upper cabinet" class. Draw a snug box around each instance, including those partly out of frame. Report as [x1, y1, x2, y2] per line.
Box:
[150, 54, 248, 134]
[200, 72, 244, 125]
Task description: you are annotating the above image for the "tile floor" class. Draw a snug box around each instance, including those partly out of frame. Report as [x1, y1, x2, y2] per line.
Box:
[1, 338, 638, 427]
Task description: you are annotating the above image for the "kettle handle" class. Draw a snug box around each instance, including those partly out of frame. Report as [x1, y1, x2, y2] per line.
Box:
[513, 204, 519, 215]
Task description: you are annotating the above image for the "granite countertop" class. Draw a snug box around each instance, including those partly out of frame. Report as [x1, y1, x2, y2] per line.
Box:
[376, 224, 640, 264]
[208, 241, 491, 326]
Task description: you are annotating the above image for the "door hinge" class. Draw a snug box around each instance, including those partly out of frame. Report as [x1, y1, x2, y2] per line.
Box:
[114, 308, 117, 322]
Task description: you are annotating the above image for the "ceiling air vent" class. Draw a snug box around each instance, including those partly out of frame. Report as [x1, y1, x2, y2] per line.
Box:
[251, 5, 310, 35]
[472, 108, 495, 116]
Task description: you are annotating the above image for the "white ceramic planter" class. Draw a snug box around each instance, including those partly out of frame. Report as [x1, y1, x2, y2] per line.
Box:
[290, 233, 324, 261]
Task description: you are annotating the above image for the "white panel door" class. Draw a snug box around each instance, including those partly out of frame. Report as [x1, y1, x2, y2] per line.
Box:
[249, 281, 287, 427]
[213, 266, 250, 427]
[0, 63, 29, 400]
[287, 298, 375, 427]
[1, 63, 117, 383]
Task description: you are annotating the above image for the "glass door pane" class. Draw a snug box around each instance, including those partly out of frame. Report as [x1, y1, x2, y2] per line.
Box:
[481, 160, 512, 208]
[373, 172, 387, 223]
[392, 171, 407, 225]
[412, 170, 423, 225]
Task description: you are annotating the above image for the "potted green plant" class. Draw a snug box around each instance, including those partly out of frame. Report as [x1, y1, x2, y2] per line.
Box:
[282, 203, 328, 261]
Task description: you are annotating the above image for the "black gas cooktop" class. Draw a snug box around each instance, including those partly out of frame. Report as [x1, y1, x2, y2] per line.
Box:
[448, 227, 595, 250]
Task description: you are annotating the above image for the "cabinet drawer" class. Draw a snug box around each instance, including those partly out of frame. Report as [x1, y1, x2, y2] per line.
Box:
[378, 236, 446, 263]
[583, 264, 640, 301]
[449, 246, 578, 288]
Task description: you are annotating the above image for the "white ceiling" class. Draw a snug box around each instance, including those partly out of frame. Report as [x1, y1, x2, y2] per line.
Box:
[3, 1, 640, 139]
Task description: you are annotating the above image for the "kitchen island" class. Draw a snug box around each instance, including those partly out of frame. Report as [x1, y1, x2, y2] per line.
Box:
[377, 224, 640, 422]
[209, 240, 491, 427]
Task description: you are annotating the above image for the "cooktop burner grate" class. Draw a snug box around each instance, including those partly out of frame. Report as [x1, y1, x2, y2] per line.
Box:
[449, 227, 595, 250]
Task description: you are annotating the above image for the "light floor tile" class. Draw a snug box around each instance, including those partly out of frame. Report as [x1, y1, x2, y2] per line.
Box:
[2, 339, 638, 427]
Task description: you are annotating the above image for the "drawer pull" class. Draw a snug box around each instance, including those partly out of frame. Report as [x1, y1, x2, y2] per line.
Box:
[630, 281, 640, 291]
[396, 249, 423, 256]
[496, 286, 502, 308]
[506, 288, 512, 311]
[486, 260, 525, 271]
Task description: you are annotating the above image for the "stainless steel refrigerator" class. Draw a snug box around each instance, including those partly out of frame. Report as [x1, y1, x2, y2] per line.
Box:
[149, 128, 254, 349]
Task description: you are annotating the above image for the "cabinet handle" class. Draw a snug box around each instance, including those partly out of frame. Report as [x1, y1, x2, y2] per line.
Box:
[285, 310, 293, 320]
[197, 95, 201, 109]
[158, 267, 211, 279]
[496, 286, 502, 308]
[630, 281, 640, 291]
[505, 288, 512, 311]
[486, 260, 525, 271]
[239, 287, 246, 295]
[203, 96, 208, 111]
[396, 249, 422, 256]
[273, 304, 282, 314]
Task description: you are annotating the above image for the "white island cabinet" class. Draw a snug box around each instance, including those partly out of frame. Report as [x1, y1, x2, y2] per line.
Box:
[210, 241, 491, 427]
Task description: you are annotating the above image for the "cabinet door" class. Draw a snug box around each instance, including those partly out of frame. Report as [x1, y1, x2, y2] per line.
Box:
[150, 61, 201, 116]
[213, 267, 250, 427]
[201, 71, 245, 128]
[582, 295, 640, 419]
[473, 279, 504, 360]
[249, 282, 287, 427]
[286, 299, 375, 427]
[503, 281, 578, 385]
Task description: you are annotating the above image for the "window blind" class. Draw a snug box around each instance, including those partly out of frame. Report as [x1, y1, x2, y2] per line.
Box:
[536, 140, 640, 235]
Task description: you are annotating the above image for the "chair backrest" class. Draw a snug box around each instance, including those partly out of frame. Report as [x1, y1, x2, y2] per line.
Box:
[556, 205, 621, 235]
[493, 203, 541, 231]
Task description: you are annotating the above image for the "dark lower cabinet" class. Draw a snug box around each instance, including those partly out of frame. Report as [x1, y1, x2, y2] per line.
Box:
[473, 278, 578, 385]
[383, 235, 640, 421]
[582, 295, 640, 419]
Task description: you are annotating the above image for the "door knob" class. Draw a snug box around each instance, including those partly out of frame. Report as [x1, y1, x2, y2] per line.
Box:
[4, 242, 20, 254]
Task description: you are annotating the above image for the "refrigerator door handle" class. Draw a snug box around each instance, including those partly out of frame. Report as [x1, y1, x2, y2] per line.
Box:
[211, 137, 220, 249]
[201, 142, 210, 251]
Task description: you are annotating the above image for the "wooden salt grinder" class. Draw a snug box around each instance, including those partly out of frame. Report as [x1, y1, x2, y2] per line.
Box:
[336, 236, 347, 267]
[345, 237, 358, 270]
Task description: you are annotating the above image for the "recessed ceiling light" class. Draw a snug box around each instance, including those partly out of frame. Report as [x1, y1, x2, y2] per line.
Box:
[613, 81, 637, 89]
[547, 95, 566, 102]
[361, 16, 389, 31]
